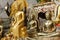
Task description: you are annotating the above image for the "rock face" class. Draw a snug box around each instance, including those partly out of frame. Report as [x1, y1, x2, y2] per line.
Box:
[0, 0, 14, 34]
[27, 0, 37, 7]
[0, 0, 14, 30]
[0, 0, 14, 18]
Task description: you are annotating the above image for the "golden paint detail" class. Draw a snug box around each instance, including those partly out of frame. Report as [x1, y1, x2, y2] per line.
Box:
[10, 11, 28, 38]
[9, 0, 28, 38]
[10, 0, 28, 17]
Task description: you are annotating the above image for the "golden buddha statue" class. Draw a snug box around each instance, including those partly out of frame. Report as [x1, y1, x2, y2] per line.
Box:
[9, 0, 28, 38]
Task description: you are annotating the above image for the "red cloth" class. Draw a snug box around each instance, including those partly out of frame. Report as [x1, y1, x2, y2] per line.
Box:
[56, 24, 60, 26]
